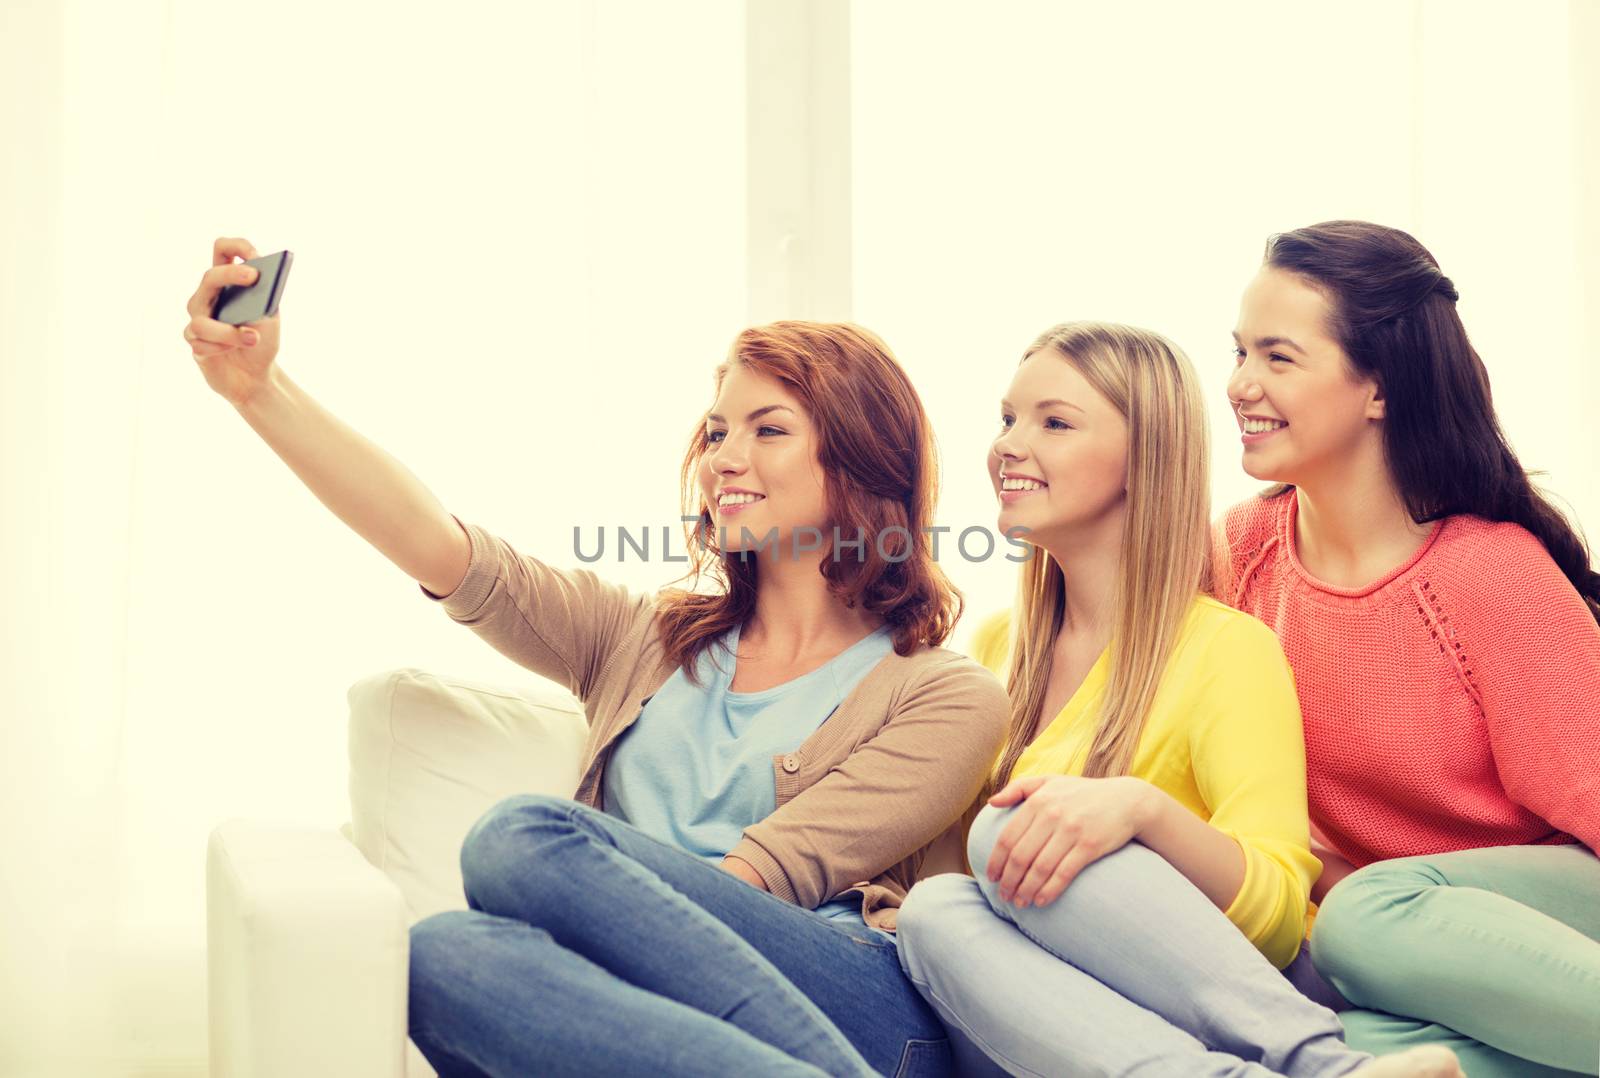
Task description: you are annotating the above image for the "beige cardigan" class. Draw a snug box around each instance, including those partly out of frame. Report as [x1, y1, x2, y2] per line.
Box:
[420, 516, 1009, 932]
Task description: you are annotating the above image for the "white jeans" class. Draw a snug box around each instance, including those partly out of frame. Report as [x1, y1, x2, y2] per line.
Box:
[895, 803, 1374, 1078]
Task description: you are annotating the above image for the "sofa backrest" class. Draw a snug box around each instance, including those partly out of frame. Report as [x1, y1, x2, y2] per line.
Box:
[345, 668, 588, 922]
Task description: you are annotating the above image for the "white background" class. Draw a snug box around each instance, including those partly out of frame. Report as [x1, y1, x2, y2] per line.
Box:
[2, 1, 1596, 1073]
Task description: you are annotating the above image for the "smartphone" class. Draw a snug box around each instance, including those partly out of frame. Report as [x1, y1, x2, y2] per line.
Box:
[212, 250, 294, 325]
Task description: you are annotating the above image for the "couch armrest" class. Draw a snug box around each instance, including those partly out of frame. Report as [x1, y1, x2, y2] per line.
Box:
[207, 819, 412, 1078]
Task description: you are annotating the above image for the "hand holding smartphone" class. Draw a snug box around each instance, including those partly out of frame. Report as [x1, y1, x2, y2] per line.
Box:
[185, 238, 290, 407]
[211, 250, 293, 325]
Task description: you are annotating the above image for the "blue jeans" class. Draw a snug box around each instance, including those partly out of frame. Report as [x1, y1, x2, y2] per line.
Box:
[896, 803, 1376, 1077]
[407, 794, 953, 1077]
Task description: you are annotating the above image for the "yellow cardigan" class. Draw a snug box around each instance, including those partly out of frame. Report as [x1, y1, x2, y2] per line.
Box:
[971, 596, 1320, 969]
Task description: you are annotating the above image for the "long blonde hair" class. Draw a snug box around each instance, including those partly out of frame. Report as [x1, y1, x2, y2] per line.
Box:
[984, 322, 1212, 796]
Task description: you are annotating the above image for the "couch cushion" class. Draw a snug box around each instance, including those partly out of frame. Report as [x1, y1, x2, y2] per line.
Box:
[346, 668, 588, 922]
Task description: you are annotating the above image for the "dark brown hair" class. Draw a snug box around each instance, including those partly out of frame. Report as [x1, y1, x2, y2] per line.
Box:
[654, 321, 963, 679]
[1261, 219, 1600, 624]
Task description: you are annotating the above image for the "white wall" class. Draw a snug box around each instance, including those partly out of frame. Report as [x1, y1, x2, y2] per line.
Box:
[851, 0, 1600, 643]
[2, 1, 743, 1073]
[2, 1, 1595, 1074]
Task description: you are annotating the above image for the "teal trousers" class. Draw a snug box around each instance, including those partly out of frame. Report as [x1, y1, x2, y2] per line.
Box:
[1309, 843, 1600, 1077]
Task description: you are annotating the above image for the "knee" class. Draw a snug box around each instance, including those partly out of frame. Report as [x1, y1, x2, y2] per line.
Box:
[965, 803, 1019, 875]
[970, 801, 1168, 904]
[462, 793, 571, 856]
[409, 910, 560, 1039]
[411, 909, 479, 960]
[408, 910, 484, 1001]
[899, 874, 976, 942]
[897, 873, 983, 977]
[1310, 859, 1438, 994]
[459, 793, 575, 902]
[1307, 875, 1367, 984]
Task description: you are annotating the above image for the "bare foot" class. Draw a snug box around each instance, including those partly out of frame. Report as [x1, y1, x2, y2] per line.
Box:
[1351, 1045, 1464, 1078]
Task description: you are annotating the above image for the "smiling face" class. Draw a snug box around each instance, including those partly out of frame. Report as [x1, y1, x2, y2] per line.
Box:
[1227, 267, 1386, 486]
[697, 362, 829, 556]
[989, 348, 1129, 550]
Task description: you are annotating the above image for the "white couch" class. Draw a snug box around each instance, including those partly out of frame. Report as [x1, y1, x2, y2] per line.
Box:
[205, 665, 975, 1077]
[206, 667, 589, 1078]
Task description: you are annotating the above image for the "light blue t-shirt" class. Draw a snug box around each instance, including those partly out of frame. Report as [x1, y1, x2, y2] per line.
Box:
[601, 621, 895, 932]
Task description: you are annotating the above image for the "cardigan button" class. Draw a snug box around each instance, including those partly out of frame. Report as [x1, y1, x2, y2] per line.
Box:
[781, 754, 800, 773]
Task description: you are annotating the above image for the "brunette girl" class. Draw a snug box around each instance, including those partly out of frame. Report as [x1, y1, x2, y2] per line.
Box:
[1217, 220, 1600, 1078]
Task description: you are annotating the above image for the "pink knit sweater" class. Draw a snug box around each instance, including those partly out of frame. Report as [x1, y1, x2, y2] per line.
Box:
[1213, 489, 1600, 868]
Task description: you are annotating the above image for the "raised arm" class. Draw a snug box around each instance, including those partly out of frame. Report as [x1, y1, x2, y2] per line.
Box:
[185, 236, 470, 597]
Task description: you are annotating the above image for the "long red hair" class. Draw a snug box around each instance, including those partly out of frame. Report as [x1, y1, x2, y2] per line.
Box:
[654, 321, 961, 682]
